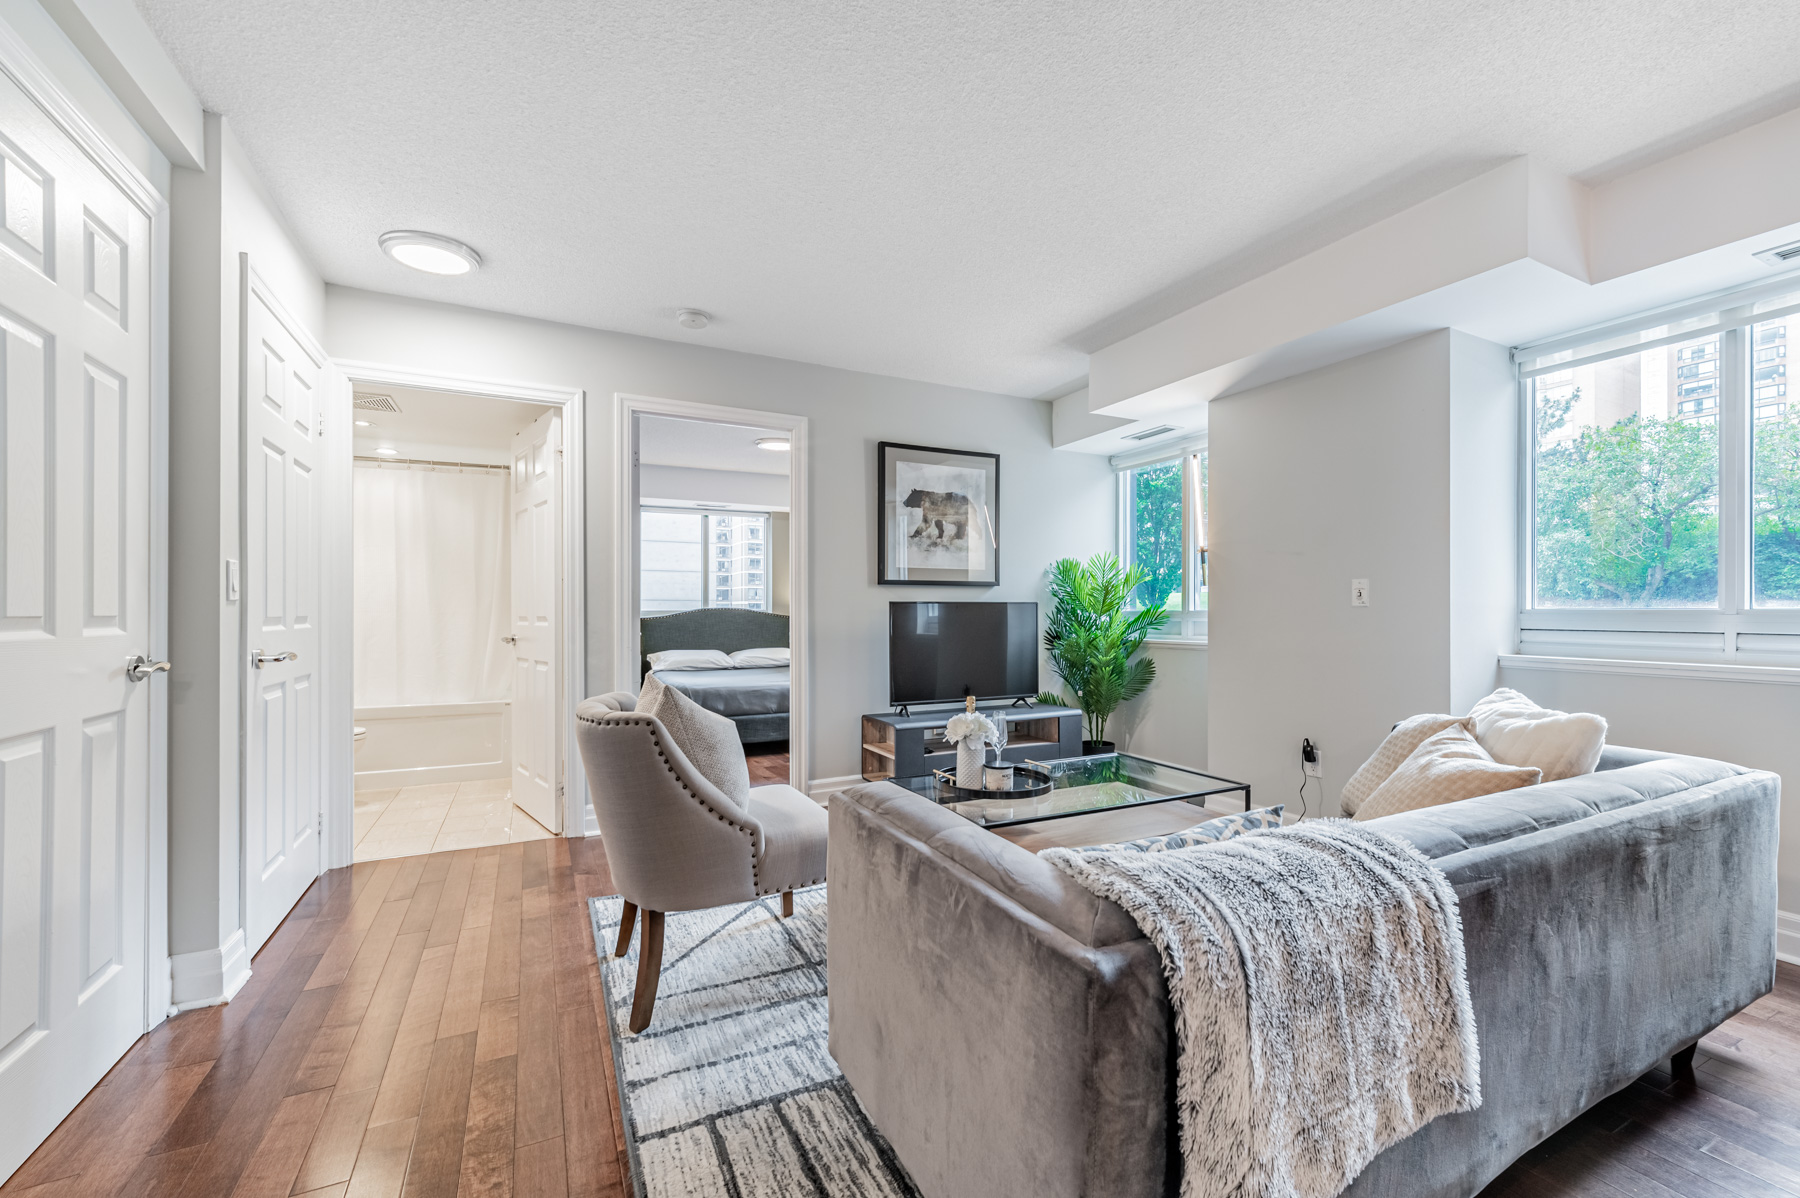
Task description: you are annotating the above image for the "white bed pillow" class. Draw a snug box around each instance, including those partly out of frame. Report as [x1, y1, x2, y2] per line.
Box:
[1355, 723, 1542, 821]
[729, 646, 790, 668]
[1468, 687, 1607, 782]
[636, 674, 750, 808]
[645, 648, 734, 672]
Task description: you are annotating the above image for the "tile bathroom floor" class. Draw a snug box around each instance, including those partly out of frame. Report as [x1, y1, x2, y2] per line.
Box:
[353, 777, 556, 861]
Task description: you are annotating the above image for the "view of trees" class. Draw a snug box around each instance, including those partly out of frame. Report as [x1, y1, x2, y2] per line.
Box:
[1535, 378, 1800, 607]
[1127, 461, 1184, 610]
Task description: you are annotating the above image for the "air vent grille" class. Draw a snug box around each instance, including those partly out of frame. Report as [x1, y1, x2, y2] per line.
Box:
[1123, 424, 1177, 442]
[353, 393, 401, 413]
[1754, 239, 1800, 267]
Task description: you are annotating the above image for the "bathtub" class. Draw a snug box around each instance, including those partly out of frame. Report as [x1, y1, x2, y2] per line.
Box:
[353, 700, 511, 791]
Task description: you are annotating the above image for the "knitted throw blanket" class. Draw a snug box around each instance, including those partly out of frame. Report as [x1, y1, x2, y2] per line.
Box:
[1042, 820, 1480, 1198]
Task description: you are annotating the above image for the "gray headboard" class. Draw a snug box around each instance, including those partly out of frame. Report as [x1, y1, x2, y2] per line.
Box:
[640, 608, 790, 677]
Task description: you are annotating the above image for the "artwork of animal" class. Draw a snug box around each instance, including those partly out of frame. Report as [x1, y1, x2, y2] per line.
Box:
[903, 488, 971, 549]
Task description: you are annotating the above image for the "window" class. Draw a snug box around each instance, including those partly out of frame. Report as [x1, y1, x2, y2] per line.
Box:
[1119, 451, 1207, 639]
[1520, 283, 1800, 660]
[641, 508, 772, 614]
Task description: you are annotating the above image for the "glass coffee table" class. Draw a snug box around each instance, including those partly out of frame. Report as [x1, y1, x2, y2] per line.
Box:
[892, 752, 1252, 829]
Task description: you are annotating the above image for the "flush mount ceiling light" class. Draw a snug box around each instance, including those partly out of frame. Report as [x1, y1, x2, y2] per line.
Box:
[353, 418, 376, 428]
[755, 437, 791, 451]
[378, 230, 481, 276]
[676, 308, 711, 330]
[373, 446, 399, 456]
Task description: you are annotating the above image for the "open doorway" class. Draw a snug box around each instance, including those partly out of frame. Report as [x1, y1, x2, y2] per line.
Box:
[349, 385, 561, 860]
[630, 408, 804, 787]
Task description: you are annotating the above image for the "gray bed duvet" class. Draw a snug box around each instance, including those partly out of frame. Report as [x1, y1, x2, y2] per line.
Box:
[652, 666, 790, 718]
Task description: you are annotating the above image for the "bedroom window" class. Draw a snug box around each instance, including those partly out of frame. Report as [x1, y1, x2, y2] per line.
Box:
[1117, 450, 1207, 641]
[1517, 279, 1800, 662]
[641, 508, 772, 615]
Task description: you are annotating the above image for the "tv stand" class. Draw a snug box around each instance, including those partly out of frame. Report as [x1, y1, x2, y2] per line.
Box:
[861, 703, 1083, 783]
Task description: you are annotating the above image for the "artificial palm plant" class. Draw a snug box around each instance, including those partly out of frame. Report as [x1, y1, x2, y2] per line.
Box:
[1041, 553, 1168, 749]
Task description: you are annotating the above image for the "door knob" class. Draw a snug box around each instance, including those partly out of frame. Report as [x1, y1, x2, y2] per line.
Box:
[501, 636, 517, 645]
[126, 655, 171, 681]
[253, 650, 299, 669]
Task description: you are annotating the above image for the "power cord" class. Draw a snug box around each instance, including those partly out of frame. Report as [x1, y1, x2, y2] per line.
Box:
[1295, 738, 1319, 821]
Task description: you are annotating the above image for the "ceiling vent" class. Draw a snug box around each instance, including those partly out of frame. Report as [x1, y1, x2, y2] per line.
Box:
[353, 393, 401, 413]
[1754, 239, 1800, 268]
[1123, 424, 1178, 442]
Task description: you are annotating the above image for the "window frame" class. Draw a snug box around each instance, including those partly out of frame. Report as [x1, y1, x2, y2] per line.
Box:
[1117, 449, 1208, 644]
[640, 505, 773, 616]
[1516, 279, 1800, 662]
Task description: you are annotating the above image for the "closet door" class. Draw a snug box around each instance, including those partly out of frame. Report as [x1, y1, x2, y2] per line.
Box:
[0, 63, 154, 1184]
[509, 408, 561, 832]
[241, 261, 324, 953]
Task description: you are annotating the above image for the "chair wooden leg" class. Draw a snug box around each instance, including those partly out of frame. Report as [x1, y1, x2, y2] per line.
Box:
[1672, 1042, 1697, 1084]
[781, 890, 794, 919]
[614, 901, 637, 958]
[628, 911, 664, 1033]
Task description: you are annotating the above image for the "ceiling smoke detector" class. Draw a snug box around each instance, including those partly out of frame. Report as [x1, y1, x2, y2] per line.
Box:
[353, 393, 401, 413]
[378, 230, 481, 276]
[676, 308, 711, 330]
[1123, 424, 1178, 442]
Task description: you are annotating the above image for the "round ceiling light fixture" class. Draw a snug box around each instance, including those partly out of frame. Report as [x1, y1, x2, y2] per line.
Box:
[353, 418, 375, 428]
[676, 308, 711, 330]
[379, 230, 481, 276]
[754, 437, 790, 451]
[373, 446, 399, 456]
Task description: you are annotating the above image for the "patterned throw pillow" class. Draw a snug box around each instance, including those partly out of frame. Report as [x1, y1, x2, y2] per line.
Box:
[1340, 714, 1468, 816]
[636, 674, 752, 809]
[1354, 722, 1541, 821]
[1081, 805, 1286, 854]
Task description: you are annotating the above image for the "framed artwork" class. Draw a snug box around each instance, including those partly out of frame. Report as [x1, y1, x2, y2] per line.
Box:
[877, 441, 1000, 586]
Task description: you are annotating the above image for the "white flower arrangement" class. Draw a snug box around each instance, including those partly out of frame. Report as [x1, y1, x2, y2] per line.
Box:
[945, 710, 1001, 747]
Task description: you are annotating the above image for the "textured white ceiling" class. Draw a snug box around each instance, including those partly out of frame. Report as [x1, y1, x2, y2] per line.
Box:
[139, 0, 1800, 397]
[638, 415, 790, 475]
[351, 384, 550, 452]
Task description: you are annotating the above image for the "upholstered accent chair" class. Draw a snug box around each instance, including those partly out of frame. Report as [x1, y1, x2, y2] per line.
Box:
[576, 693, 827, 1031]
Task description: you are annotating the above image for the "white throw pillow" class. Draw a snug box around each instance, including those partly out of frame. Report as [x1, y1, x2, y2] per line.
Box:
[728, 646, 790, 668]
[1355, 723, 1542, 821]
[1468, 687, 1607, 782]
[1340, 714, 1468, 816]
[636, 674, 751, 808]
[645, 649, 734, 672]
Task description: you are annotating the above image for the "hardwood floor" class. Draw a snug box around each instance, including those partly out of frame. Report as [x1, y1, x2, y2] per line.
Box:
[3, 829, 1796, 1198]
[744, 741, 789, 786]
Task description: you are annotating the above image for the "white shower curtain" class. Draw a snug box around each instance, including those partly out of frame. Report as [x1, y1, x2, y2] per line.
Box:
[354, 463, 512, 706]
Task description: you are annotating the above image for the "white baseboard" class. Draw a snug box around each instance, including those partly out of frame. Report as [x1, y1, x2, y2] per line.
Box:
[355, 761, 508, 791]
[169, 928, 252, 1013]
[1780, 910, 1800, 967]
[807, 774, 865, 804]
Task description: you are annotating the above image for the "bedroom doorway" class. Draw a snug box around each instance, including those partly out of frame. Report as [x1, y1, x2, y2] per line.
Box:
[334, 377, 584, 861]
[617, 397, 810, 792]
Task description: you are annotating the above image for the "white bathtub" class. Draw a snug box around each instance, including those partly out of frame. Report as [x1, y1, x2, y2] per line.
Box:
[353, 700, 511, 791]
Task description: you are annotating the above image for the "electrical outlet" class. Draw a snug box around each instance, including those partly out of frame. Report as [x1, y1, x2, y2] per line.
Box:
[1301, 738, 1322, 778]
[1350, 578, 1371, 607]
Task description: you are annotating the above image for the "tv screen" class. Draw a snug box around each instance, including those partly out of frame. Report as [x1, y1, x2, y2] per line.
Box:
[889, 602, 1038, 706]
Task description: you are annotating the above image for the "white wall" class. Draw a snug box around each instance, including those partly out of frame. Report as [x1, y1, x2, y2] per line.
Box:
[1206, 330, 1517, 814]
[324, 287, 1117, 783]
[1111, 643, 1208, 771]
[167, 113, 324, 981]
[639, 464, 790, 510]
[1498, 661, 1800, 946]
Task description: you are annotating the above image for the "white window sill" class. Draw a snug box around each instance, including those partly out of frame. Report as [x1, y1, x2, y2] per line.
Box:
[1500, 653, 1800, 686]
[1144, 637, 1208, 650]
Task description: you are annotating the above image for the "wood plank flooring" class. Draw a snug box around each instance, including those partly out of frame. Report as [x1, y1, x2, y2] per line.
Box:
[4, 829, 1797, 1197]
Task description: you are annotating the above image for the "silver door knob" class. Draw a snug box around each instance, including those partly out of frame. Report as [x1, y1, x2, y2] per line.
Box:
[501, 636, 517, 645]
[253, 650, 299, 669]
[126, 655, 171, 681]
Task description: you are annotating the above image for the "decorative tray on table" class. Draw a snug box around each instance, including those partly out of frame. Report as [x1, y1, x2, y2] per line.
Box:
[928, 765, 1053, 800]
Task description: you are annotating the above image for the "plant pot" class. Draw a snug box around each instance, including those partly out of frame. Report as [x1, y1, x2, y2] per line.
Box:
[1082, 740, 1116, 756]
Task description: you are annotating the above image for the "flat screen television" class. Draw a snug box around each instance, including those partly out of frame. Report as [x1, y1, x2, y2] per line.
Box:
[889, 601, 1038, 706]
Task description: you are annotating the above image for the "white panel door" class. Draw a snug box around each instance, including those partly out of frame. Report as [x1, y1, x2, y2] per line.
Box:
[0, 69, 153, 1185]
[509, 409, 561, 833]
[242, 269, 322, 953]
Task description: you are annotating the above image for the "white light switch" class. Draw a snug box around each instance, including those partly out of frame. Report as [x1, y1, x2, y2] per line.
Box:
[226, 558, 240, 602]
[1350, 578, 1370, 607]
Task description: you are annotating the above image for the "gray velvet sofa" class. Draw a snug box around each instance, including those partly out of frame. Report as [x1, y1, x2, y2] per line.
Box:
[827, 746, 1780, 1198]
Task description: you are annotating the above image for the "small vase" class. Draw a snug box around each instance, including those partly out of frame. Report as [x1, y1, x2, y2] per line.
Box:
[956, 741, 984, 789]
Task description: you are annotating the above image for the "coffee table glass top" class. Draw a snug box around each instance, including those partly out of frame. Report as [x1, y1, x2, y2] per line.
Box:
[893, 752, 1251, 828]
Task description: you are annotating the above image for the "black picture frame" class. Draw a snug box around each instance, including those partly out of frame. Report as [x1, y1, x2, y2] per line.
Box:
[877, 441, 1000, 586]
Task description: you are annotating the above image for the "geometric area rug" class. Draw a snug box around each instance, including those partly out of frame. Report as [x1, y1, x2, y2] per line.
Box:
[588, 888, 920, 1198]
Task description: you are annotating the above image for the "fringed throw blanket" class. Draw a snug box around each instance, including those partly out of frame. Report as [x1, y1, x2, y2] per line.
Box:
[1042, 820, 1479, 1198]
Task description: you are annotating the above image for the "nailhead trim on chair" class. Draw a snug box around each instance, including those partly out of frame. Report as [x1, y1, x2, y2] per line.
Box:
[591, 713, 762, 888]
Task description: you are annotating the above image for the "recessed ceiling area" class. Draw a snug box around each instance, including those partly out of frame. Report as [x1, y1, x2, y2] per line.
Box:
[139, 0, 1800, 398]
[352, 384, 552, 456]
[638, 416, 790, 476]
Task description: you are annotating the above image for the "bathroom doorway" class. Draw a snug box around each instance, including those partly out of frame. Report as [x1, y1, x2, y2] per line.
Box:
[347, 384, 562, 860]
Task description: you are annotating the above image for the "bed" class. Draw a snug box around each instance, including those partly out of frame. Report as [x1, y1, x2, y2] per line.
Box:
[640, 608, 790, 744]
